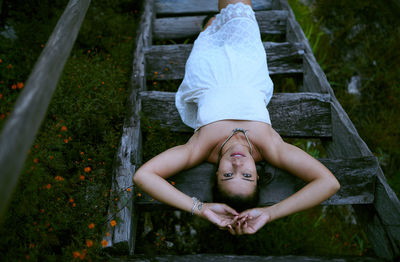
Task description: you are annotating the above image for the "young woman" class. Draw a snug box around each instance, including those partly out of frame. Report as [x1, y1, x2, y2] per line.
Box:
[133, 0, 340, 235]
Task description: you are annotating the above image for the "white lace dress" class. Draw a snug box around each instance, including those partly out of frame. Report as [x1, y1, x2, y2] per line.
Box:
[175, 2, 274, 131]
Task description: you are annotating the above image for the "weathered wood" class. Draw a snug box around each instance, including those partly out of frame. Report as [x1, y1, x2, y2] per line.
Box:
[139, 91, 332, 137]
[0, 0, 90, 217]
[117, 254, 382, 262]
[155, 0, 275, 15]
[145, 42, 303, 80]
[278, 0, 400, 259]
[103, 0, 154, 255]
[135, 157, 377, 208]
[153, 10, 288, 40]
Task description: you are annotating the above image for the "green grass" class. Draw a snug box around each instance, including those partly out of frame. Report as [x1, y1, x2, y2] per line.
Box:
[0, 0, 141, 260]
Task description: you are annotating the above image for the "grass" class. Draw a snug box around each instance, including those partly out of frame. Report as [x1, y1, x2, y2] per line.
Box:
[0, 0, 141, 260]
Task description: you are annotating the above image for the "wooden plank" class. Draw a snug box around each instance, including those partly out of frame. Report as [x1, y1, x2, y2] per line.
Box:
[278, 0, 400, 259]
[114, 254, 382, 262]
[139, 91, 332, 137]
[145, 42, 304, 80]
[155, 0, 275, 15]
[103, 0, 154, 255]
[135, 156, 377, 208]
[153, 10, 288, 40]
[0, 0, 90, 217]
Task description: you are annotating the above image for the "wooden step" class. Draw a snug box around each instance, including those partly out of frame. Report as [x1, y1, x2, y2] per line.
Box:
[120, 253, 382, 262]
[155, 0, 277, 15]
[136, 156, 377, 208]
[145, 42, 304, 80]
[153, 10, 288, 40]
[140, 91, 331, 137]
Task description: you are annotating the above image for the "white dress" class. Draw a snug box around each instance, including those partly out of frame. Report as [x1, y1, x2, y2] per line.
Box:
[175, 2, 274, 131]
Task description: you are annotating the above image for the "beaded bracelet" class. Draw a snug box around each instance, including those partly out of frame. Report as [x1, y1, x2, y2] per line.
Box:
[191, 197, 203, 215]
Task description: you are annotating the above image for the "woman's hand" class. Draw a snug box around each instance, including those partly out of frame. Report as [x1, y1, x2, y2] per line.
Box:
[228, 207, 271, 235]
[197, 203, 239, 229]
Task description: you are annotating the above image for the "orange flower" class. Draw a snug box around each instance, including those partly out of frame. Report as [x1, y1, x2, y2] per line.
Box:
[33, 158, 39, 163]
[126, 188, 131, 192]
[101, 81, 104, 85]
[137, 193, 142, 197]
[86, 239, 93, 248]
[105, 232, 110, 237]
[79, 175, 85, 181]
[84, 167, 91, 173]
[46, 184, 51, 189]
[171, 181, 175, 185]
[80, 152, 84, 156]
[72, 251, 80, 258]
[11, 84, 17, 89]
[72, 203, 76, 207]
[69, 198, 74, 203]
[0, 58, 2, 63]
[110, 220, 117, 227]
[60, 126, 67, 131]
[6, 64, 12, 69]
[0, 114, 5, 120]
[29, 243, 35, 248]
[17, 82, 24, 89]
[88, 223, 95, 229]
[41, 44, 44, 48]
[64, 138, 69, 143]
[55, 176, 64, 181]
[49, 155, 54, 160]
[0, 93, 3, 99]
[101, 239, 108, 247]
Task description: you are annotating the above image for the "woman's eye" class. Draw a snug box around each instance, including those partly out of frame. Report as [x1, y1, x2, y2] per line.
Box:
[243, 173, 252, 178]
[223, 173, 232, 177]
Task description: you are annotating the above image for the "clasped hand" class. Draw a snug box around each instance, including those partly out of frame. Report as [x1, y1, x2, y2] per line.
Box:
[199, 203, 271, 235]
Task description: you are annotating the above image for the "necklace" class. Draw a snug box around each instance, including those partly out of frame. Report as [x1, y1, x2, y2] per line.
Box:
[218, 128, 253, 161]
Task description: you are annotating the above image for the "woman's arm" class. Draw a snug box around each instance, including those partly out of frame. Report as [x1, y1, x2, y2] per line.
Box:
[262, 134, 340, 222]
[133, 134, 239, 226]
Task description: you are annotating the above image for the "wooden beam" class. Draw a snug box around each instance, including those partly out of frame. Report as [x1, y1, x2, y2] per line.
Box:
[145, 42, 304, 80]
[0, 0, 91, 217]
[155, 0, 275, 15]
[121, 254, 382, 262]
[103, 0, 154, 255]
[135, 156, 377, 208]
[153, 10, 288, 40]
[139, 91, 332, 138]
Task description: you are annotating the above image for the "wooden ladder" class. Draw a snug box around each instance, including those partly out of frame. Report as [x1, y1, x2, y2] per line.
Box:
[104, 0, 400, 261]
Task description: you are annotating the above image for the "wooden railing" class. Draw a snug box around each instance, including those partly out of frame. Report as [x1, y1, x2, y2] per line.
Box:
[0, 0, 91, 216]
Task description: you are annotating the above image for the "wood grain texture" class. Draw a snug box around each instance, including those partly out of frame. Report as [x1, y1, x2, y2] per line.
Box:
[139, 91, 332, 137]
[116, 254, 382, 262]
[145, 42, 304, 80]
[153, 10, 288, 39]
[278, 0, 400, 259]
[104, 0, 154, 255]
[0, 0, 90, 217]
[135, 157, 377, 208]
[155, 0, 275, 15]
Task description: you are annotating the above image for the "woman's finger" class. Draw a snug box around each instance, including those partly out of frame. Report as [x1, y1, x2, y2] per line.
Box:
[227, 224, 236, 235]
[223, 204, 239, 216]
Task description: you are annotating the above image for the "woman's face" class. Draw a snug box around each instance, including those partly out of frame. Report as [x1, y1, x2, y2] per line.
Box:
[217, 143, 258, 197]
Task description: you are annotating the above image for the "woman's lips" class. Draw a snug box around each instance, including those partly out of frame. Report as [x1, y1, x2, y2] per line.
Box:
[231, 152, 245, 157]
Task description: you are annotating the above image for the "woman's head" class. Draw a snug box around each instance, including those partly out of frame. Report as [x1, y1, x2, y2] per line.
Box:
[213, 144, 259, 212]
